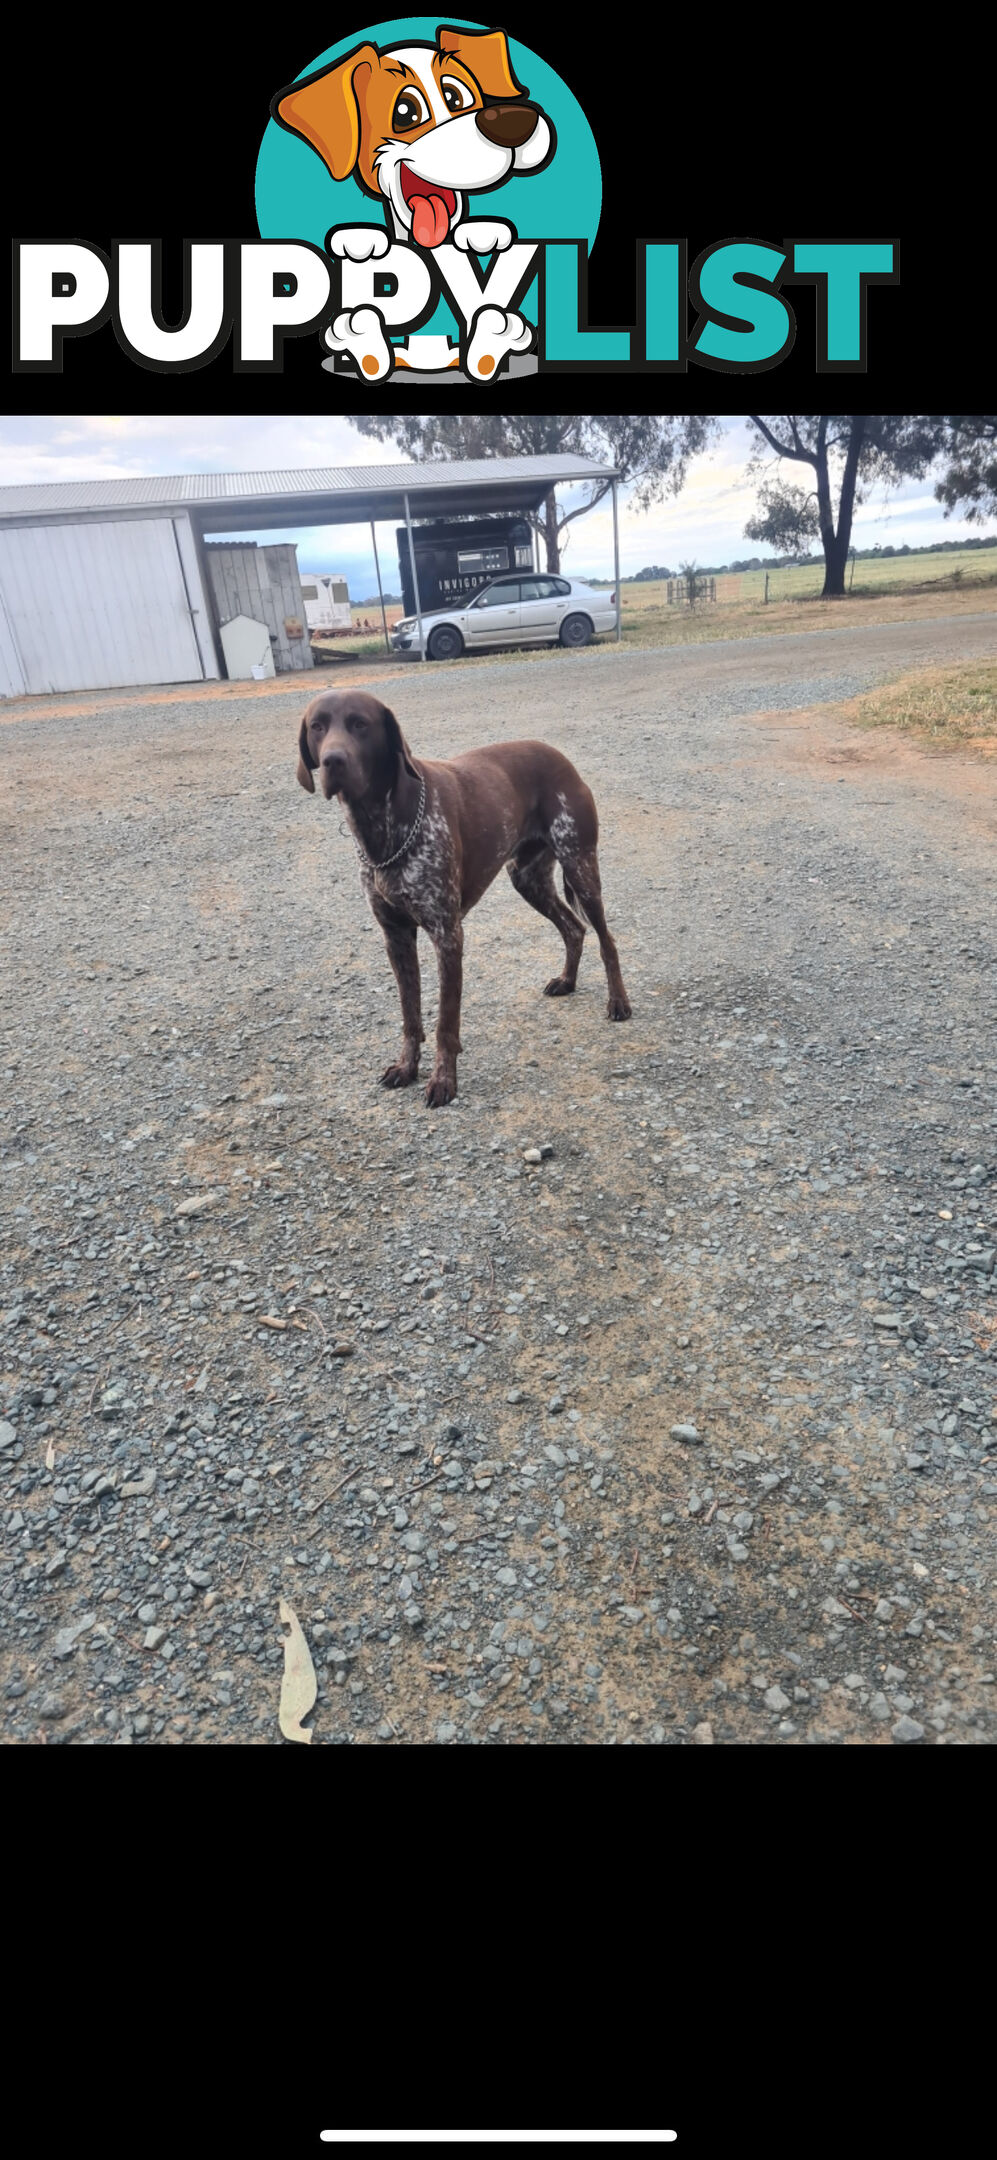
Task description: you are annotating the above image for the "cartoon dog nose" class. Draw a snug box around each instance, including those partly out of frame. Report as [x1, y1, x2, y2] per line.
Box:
[475, 101, 539, 149]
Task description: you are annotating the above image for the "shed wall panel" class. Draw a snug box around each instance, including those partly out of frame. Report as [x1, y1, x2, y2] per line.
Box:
[0, 518, 206, 692]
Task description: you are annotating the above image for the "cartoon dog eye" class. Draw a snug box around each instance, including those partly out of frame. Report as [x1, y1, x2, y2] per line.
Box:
[392, 88, 431, 132]
[440, 76, 476, 114]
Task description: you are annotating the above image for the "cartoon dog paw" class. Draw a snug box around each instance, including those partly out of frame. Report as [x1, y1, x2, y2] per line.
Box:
[324, 306, 393, 380]
[452, 220, 514, 255]
[327, 226, 391, 262]
[465, 305, 534, 380]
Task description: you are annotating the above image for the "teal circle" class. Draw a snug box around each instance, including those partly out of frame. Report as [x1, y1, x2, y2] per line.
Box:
[256, 17, 602, 341]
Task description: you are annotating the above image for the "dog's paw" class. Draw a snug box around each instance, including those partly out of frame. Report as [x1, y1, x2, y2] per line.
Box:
[607, 995, 633, 1021]
[465, 305, 534, 380]
[543, 975, 576, 996]
[381, 1061, 419, 1089]
[424, 1071, 457, 1107]
[325, 306, 392, 380]
[452, 219, 514, 255]
[328, 226, 390, 262]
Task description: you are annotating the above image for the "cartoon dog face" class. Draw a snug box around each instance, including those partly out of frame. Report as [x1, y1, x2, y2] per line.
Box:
[273, 25, 554, 249]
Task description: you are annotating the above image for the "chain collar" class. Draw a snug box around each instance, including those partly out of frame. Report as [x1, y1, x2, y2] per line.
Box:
[348, 773, 427, 874]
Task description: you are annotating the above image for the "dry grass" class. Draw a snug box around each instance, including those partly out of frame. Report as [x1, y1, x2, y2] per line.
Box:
[824, 661, 997, 755]
[610, 574, 997, 652]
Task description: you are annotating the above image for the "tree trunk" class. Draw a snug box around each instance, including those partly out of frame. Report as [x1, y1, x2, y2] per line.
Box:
[819, 415, 866, 596]
[830, 415, 866, 592]
[820, 529, 851, 597]
[541, 490, 561, 572]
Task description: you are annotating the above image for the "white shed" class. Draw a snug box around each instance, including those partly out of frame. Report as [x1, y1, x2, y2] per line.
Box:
[219, 614, 276, 680]
[0, 515, 216, 695]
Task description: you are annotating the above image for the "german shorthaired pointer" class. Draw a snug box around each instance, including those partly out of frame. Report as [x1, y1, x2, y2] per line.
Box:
[296, 691, 631, 1106]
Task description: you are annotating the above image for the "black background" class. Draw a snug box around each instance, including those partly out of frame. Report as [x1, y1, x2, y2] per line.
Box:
[7, 13, 983, 412]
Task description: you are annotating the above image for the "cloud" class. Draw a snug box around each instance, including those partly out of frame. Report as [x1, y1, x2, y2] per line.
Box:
[1, 416, 993, 583]
[4, 414, 399, 487]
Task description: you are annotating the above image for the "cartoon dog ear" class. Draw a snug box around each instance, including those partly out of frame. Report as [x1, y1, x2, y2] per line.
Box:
[271, 43, 378, 182]
[381, 705, 419, 781]
[437, 24, 527, 101]
[297, 715, 316, 793]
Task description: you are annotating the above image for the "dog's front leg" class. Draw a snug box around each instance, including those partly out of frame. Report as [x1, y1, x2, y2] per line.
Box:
[452, 220, 514, 255]
[378, 916, 424, 1088]
[325, 304, 393, 381]
[465, 304, 534, 381]
[425, 928, 463, 1107]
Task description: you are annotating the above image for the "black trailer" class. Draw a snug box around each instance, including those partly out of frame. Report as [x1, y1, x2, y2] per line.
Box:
[397, 518, 535, 618]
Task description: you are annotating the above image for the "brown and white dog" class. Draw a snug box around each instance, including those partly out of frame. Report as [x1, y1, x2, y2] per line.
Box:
[272, 25, 553, 378]
[296, 692, 632, 1108]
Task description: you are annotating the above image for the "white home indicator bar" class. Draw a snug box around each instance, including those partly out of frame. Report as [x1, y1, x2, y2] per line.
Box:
[320, 2136, 678, 2146]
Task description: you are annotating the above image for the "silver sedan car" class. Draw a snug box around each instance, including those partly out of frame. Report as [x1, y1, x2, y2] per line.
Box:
[391, 573, 618, 659]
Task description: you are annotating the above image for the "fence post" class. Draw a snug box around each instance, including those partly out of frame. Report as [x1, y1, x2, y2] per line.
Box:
[764, 571, 769, 604]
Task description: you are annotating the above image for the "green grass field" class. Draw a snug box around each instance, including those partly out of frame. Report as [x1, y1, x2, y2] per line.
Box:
[728, 546, 997, 604]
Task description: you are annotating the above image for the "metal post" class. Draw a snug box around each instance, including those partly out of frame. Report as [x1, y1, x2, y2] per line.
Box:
[370, 519, 390, 653]
[402, 491, 426, 661]
[612, 475, 621, 641]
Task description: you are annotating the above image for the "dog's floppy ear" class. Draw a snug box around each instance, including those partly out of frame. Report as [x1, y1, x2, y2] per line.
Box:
[437, 25, 527, 100]
[272, 43, 378, 182]
[296, 715, 316, 793]
[381, 705, 418, 781]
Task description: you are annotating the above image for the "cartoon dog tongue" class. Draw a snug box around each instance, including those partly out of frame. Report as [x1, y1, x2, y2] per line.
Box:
[411, 192, 451, 248]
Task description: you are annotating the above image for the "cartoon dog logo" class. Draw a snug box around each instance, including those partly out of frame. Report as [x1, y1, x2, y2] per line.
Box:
[271, 24, 555, 380]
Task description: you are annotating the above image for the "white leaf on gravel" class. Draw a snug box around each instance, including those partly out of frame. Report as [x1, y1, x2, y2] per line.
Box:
[278, 1599, 317, 1745]
[174, 1192, 222, 1217]
[45, 1439, 55, 1470]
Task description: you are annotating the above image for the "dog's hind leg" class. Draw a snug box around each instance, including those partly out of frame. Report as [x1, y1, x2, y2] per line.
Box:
[506, 843, 586, 996]
[554, 846, 631, 1021]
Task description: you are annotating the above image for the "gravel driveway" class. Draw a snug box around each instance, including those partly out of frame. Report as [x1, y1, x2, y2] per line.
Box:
[3, 610, 996, 1745]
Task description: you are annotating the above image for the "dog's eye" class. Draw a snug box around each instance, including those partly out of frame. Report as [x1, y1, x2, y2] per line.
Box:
[346, 714, 366, 732]
[440, 76, 475, 114]
[392, 88, 430, 132]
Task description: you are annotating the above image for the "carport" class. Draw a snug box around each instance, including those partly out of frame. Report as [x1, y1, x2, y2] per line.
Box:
[0, 453, 621, 695]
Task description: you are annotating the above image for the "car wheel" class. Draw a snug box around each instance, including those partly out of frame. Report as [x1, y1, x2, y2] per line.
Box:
[559, 614, 592, 648]
[428, 624, 464, 661]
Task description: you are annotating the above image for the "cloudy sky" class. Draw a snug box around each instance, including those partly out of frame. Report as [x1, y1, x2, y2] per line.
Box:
[1, 414, 987, 598]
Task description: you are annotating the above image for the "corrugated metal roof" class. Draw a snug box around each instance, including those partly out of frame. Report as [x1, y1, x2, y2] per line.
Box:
[0, 454, 615, 520]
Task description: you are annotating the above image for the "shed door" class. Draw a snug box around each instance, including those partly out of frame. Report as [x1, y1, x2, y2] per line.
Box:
[0, 518, 205, 692]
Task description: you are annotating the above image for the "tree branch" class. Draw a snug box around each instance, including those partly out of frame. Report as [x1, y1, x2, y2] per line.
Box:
[748, 415, 817, 467]
[556, 482, 614, 530]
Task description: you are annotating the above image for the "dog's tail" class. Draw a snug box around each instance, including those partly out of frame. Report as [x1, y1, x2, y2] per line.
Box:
[563, 873, 592, 927]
